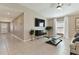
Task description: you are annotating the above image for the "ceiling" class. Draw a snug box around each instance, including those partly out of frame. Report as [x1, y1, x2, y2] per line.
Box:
[0, 4, 22, 21]
[20, 3, 79, 18]
[0, 8, 21, 19]
[0, 3, 79, 20]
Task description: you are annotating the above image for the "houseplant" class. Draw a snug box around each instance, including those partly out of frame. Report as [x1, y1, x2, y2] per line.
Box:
[29, 29, 35, 41]
[45, 26, 52, 37]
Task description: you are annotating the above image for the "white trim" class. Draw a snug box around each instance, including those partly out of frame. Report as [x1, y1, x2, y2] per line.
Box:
[24, 39, 32, 42]
[11, 33, 25, 42]
[11, 33, 32, 42]
[64, 16, 69, 39]
[53, 18, 57, 35]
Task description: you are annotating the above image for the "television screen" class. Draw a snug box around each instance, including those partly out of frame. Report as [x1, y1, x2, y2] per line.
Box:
[35, 18, 45, 27]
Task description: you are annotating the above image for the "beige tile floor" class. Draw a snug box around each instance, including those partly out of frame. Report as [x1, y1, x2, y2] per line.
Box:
[0, 33, 70, 55]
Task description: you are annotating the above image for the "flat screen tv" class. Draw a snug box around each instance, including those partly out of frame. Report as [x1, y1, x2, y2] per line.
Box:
[35, 18, 45, 27]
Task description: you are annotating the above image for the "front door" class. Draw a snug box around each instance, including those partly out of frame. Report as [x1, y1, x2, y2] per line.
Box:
[0, 23, 10, 33]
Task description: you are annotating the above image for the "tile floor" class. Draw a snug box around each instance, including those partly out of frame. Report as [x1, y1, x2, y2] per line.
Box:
[0, 33, 70, 55]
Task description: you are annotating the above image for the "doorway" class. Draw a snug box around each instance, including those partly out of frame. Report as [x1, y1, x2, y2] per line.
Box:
[0, 22, 10, 33]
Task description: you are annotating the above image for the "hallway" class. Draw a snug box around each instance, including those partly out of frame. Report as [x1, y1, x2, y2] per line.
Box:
[0, 33, 70, 55]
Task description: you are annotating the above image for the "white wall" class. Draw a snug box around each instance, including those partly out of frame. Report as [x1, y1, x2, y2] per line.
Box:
[12, 13, 24, 40]
[24, 10, 47, 41]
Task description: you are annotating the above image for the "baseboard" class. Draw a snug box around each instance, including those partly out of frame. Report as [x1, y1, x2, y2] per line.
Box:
[11, 33, 32, 42]
[11, 33, 25, 42]
[23, 39, 32, 42]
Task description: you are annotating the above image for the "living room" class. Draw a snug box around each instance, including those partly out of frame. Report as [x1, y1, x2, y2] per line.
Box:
[0, 3, 79, 55]
[1, 0, 79, 59]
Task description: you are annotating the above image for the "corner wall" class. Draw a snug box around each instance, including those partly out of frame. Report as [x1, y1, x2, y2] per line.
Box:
[11, 13, 24, 40]
[24, 9, 47, 41]
[47, 19, 54, 36]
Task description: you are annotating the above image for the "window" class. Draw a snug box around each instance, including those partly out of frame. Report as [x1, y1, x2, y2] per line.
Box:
[56, 18, 64, 35]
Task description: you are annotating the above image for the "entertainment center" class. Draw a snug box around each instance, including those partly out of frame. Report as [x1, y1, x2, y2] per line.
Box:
[34, 18, 46, 36]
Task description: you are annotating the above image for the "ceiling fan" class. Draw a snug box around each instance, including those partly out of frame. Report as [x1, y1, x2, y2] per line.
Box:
[56, 3, 63, 9]
[56, 3, 71, 10]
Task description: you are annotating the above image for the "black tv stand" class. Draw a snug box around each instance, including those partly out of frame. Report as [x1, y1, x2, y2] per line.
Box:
[35, 30, 46, 36]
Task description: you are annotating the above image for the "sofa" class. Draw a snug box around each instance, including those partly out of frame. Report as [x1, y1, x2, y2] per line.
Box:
[70, 33, 79, 55]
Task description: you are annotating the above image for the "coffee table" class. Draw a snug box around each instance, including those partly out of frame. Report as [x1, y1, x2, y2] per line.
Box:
[46, 35, 62, 46]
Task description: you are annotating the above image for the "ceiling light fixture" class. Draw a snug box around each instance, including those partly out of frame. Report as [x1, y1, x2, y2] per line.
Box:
[7, 12, 10, 15]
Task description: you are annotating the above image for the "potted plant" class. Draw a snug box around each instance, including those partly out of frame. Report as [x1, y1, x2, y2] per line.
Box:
[29, 29, 35, 41]
[45, 26, 52, 37]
